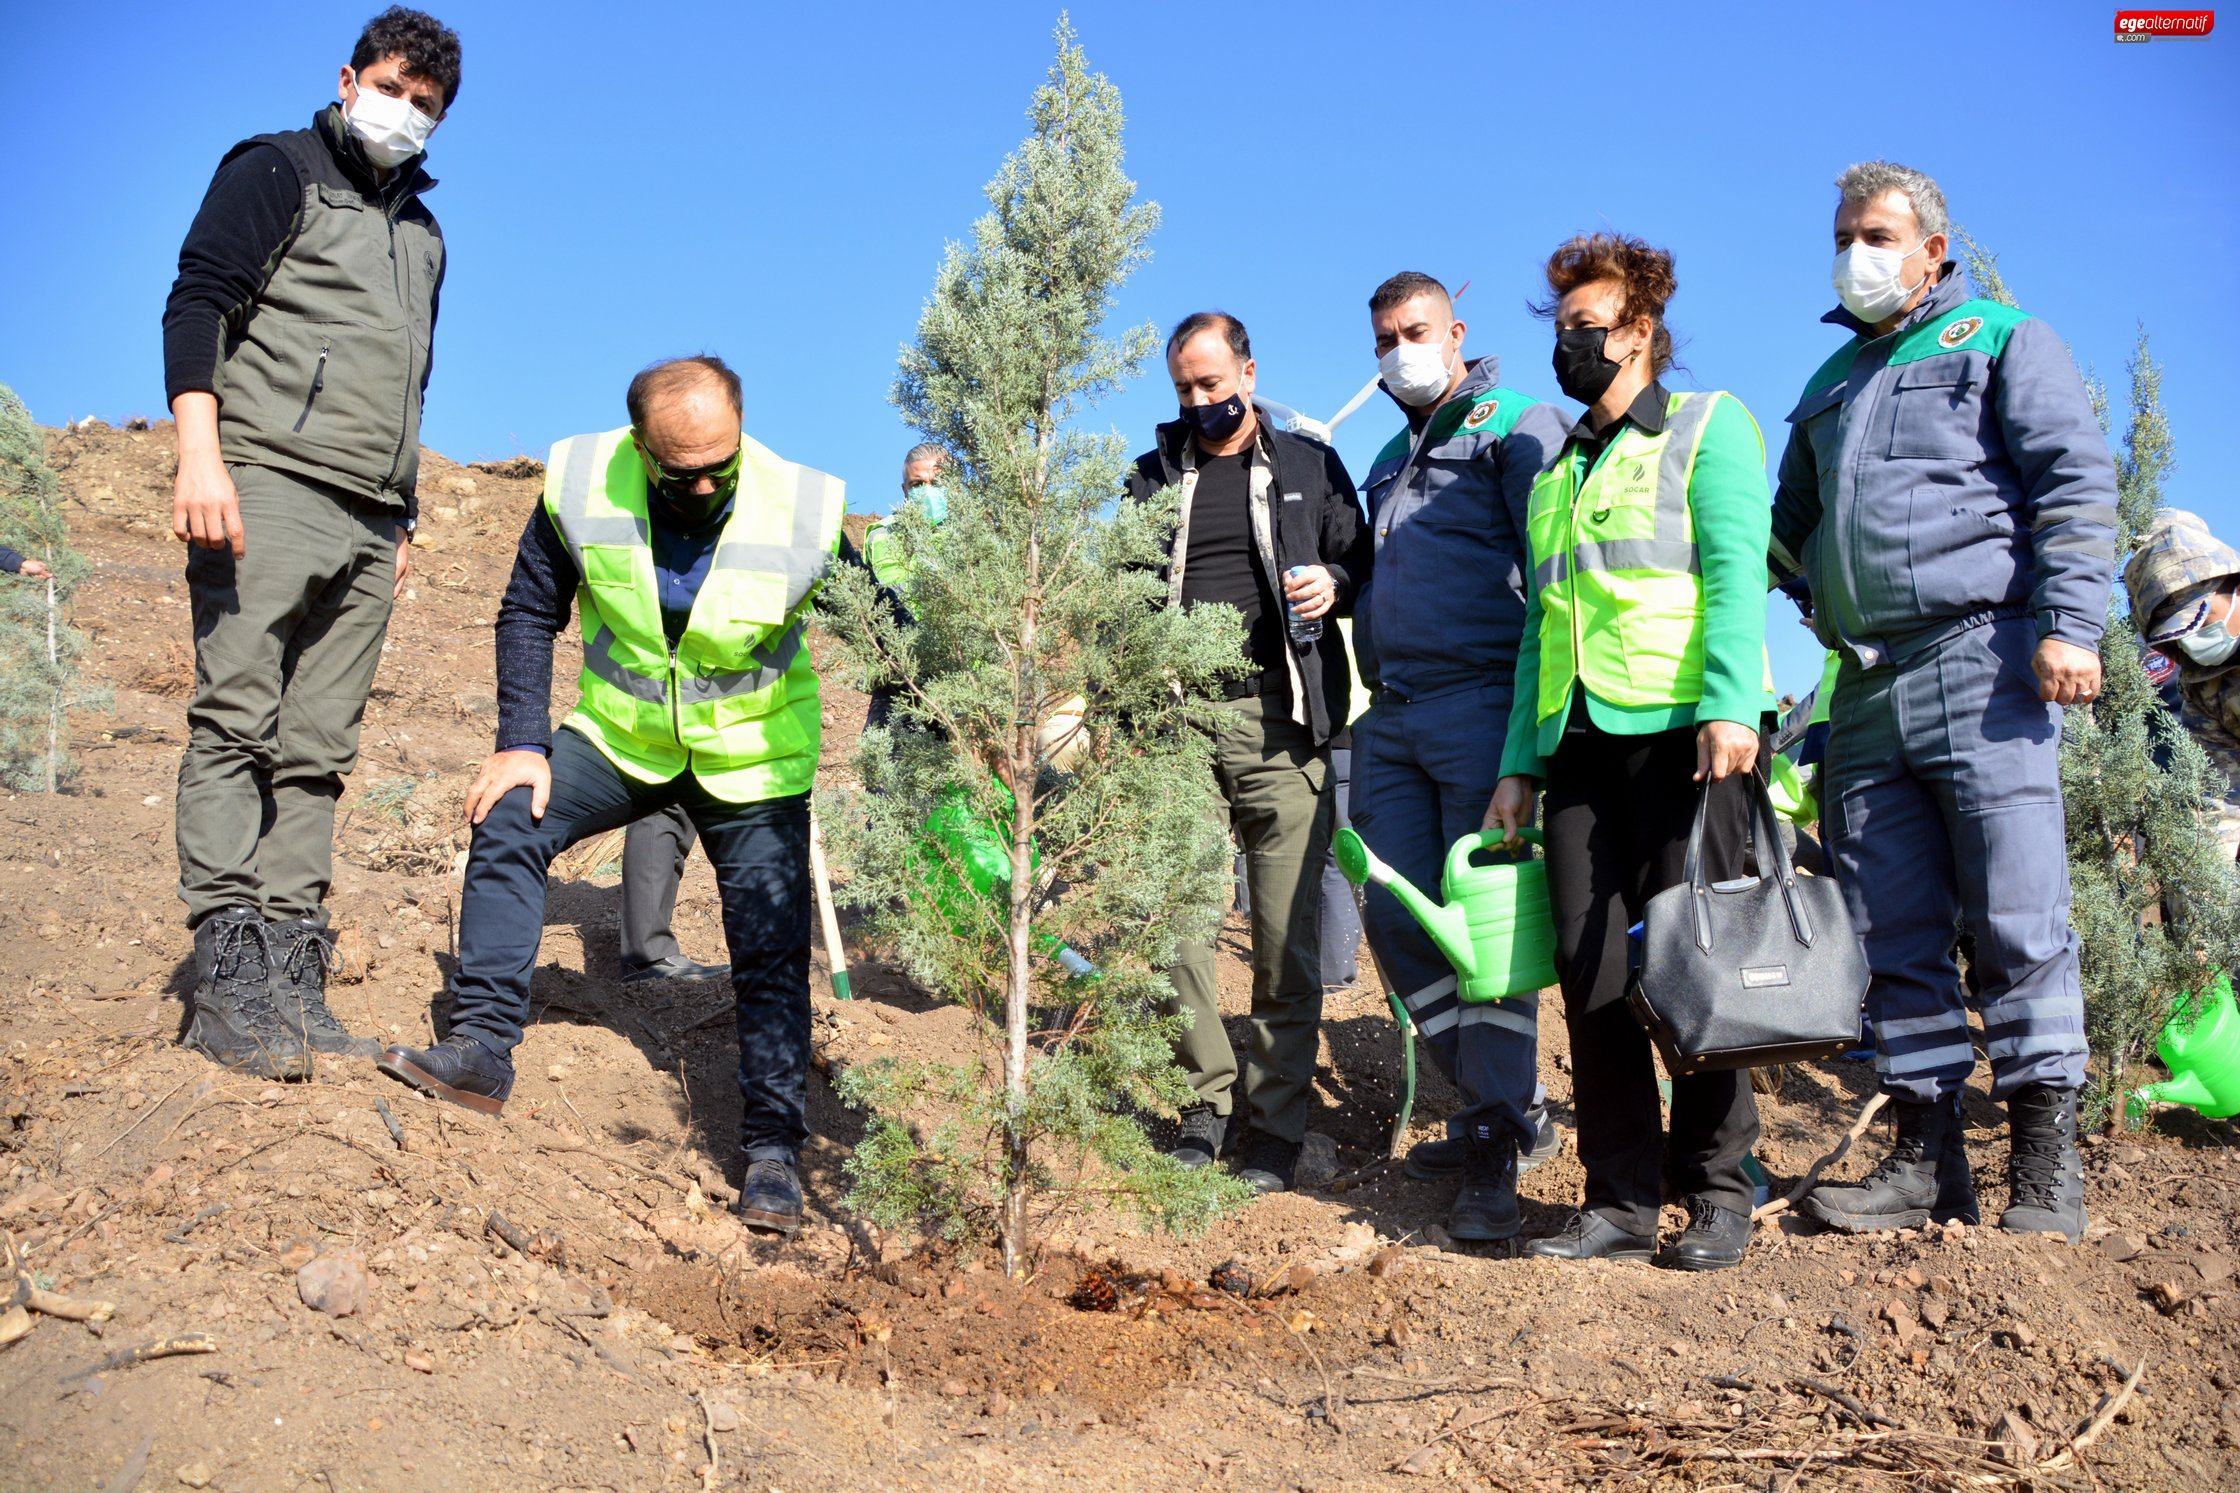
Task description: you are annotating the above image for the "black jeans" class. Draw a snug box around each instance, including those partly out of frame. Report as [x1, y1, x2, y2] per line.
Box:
[447, 728, 812, 1159]
[1542, 718, 1761, 1232]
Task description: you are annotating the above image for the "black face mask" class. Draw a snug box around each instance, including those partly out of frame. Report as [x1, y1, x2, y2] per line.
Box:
[1180, 393, 1248, 443]
[1552, 326, 1624, 406]
[649, 475, 736, 530]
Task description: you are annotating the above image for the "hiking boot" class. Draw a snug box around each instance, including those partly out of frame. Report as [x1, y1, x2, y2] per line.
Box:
[734, 1155, 803, 1237]
[182, 909, 311, 1081]
[1446, 1137, 1521, 1243]
[1526, 1209, 1655, 1262]
[269, 919, 380, 1058]
[1804, 1095, 1956, 1234]
[1169, 1104, 1226, 1170]
[2000, 1084, 2086, 1243]
[1405, 1105, 1561, 1181]
[1667, 1194, 1750, 1271]
[377, 1035, 516, 1115]
[1233, 1128, 1301, 1196]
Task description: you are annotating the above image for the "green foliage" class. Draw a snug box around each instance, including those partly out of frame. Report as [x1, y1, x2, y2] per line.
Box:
[363, 774, 420, 823]
[1956, 248, 2240, 1124]
[816, 19, 1253, 1267]
[0, 386, 98, 792]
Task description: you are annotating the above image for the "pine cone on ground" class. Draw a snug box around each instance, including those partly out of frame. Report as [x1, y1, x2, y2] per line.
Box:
[1209, 1260, 1252, 1296]
[1069, 1268, 1119, 1313]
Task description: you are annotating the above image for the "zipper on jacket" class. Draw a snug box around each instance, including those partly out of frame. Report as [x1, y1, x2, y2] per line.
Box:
[379, 192, 420, 493]
[669, 641, 694, 775]
[292, 341, 331, 433]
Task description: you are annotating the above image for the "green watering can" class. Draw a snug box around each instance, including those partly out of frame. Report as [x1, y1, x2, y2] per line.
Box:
[2128, 972, 2240, 1120]
[1333, 826, 1558, 1003]
[914, 785, 1096, 979]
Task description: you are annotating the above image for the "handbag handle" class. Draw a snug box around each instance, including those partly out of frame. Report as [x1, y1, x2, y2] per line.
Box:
[1679, 756, 1816, 954]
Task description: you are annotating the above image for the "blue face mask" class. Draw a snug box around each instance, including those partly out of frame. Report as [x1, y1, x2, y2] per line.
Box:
[904, 483, 948, 525]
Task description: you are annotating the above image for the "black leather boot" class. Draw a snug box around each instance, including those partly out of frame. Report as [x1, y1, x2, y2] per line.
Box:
[1667, 1194, 1751, 1271]
[183, 909, 312, 1081]
[2000, 1084, 2086, 1243]
[269, 919, 380, 1058]
[735, 1155, 803, 1236]
[1446, 1135, 1521, 1243]
[1169, 1105, 1226, 1169]
[1526, 1209, 1656, 1262]
[1805, 1095, 1954, 1233]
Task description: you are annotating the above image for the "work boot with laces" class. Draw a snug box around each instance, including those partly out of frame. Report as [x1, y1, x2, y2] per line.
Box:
[1805, 1094, 1957, 1233]
[183, 908, 312, 1081]
[2000, 1084, 2086, 1242]
[269, 919, 380, 1058]
[1168, 1104, 1227, 1169]
[1446, 1132, 1522, 1242]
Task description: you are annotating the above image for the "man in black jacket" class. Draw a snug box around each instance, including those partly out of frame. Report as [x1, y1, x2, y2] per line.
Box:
[1127, 312, 1371, 1193]
[162, 8, 461, 1080]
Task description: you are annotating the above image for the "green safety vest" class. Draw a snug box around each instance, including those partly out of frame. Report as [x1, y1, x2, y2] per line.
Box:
[542, 426, 845, 803]
[1526, 390, 1767, 723]
[863, 516, 909, 589]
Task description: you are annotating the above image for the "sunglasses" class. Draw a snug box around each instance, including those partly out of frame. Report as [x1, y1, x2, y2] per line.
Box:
[635, 437, 743, 491]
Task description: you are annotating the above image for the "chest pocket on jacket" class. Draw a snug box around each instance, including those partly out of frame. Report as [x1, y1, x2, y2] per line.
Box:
[1410, 436, 1495, 528]
[581, 545, 641, 597]
[1888, 360, 1985, 462]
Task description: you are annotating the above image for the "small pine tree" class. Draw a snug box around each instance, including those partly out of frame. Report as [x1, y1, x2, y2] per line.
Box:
[1957, 239, 2240, 1125]
[816, 19, 1252, 1273]
[0, 386, 96, 792]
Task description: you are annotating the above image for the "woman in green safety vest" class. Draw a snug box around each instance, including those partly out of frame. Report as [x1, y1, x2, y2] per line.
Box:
[1487, 233, 1775, 1273]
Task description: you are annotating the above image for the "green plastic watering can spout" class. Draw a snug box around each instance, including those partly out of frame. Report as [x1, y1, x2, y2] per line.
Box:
[1332, 827, 1477, 979]
[2130, 1071, 2218, 1120]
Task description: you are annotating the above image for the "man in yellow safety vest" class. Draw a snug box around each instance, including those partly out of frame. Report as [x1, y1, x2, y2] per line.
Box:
[378, 356, 843, 1237]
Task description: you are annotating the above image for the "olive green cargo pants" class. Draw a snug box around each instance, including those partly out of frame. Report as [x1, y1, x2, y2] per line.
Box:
[176, 465, 399, 928]
[1165, 693, 1332, 1145]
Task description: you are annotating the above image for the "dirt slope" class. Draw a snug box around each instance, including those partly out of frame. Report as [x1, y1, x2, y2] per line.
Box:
[1, 420, 2236, 1491]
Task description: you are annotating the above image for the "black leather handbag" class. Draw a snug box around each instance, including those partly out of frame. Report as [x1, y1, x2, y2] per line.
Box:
[1630, 770, 1867, 1076]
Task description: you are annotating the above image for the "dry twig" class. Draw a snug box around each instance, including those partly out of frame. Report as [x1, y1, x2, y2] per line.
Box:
[64, 1332, 217, 1380]
[1754, 1090, 1888, 1222]
[2040, 1355, 2146, 1470]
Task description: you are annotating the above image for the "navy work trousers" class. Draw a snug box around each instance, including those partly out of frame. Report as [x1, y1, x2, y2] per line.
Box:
[446, 728, 813, 1159]
[1824, 615, 2088, 1104]
[1350, 683, 1539, 1149]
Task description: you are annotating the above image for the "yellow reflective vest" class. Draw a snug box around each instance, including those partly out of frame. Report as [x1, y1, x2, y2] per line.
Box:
[542, 427, 844, 803]
[1525, 390, 1769, 722]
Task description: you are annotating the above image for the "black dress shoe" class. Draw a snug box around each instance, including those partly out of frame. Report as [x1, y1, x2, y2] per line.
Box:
[377, 1035, 516, 1115]
[734, 1156, 802, 1236]
[1526, 1209, 1655, 1262]
[620, 955, 729, 983]
[1667, 1195, 1751, 1271]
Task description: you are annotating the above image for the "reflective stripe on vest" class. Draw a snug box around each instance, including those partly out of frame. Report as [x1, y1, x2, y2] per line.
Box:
[541, 427, 843, 801]
[1528, 391, 1749, 720]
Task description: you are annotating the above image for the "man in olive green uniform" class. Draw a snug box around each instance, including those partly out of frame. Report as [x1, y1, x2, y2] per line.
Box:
[164, 9, 463, 1079]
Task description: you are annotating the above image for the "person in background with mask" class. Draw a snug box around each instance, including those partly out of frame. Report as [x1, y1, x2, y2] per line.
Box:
[1129, 312, 1370, 1194]
[2126, 509, 2240, 862]
[1349, 272, 1568, 1243]
[1771, 162, 2116, 1245]
[859, 443, 951, 733]
[1489, 234, 1774, 1270]
[161, 7, 461, 1081]
[379, 357, 844, 1239]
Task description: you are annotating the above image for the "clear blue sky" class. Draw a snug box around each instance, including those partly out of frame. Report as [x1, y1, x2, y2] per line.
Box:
[3, 0, 2234, 691]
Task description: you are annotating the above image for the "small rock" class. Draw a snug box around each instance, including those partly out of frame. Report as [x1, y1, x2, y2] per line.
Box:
[175, 1465, 213, 1489]
[296, 1253, 368, 1317]
[2193, 1254, 2237, 1287]
[1367, 1245, 1409, 1280]
[1294, 1132, 1340, 1190]
[941, 1278, 967, 1300]
[940, 1378, 971, 1398]
[403, 1349, 434, 1373]
[1921, 1297, 1951, 1330]
[1836, 1269, 1857, 1287]
[1994, 1411, 2039, 1466]
[1423, 1224, 1456, 1253]
[2151, 1280, 2191, 1315]
[984, 1392, 1011, 1417]
[706, 1401, 740, 1434]
[1282, 1264, 1318, 1295]
[278, 1237, 318, 1272]
[2100, 1232, 2148, 1262]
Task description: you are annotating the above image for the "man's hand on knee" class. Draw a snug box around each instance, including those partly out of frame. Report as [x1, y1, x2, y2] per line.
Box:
[465, 749, 552, 824]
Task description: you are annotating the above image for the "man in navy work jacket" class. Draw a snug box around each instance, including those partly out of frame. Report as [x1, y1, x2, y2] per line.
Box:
[1350, 272, 1569, 1243]
[1770, 161, 2116, 1245]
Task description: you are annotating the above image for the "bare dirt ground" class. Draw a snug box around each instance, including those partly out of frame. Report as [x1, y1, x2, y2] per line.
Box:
[3, 419, 2238, 1491]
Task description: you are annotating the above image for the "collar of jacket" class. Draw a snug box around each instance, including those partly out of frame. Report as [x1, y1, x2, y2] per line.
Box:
[1564, 379, 1670, 445]
[1393, 355, 1502, 431]
[314, 103, 438, 203]
[1819, 262, 1969, 339]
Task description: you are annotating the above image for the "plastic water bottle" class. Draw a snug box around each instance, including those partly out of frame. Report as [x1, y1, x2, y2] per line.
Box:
[1286, 566, 1323, 644]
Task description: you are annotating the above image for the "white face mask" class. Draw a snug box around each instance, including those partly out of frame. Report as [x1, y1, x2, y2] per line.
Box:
[2178, 618, 2240, 667]
[1379, 333, 1456, 408]
[344, 70, 438, 168]
[1831, 239, 1927, 324]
